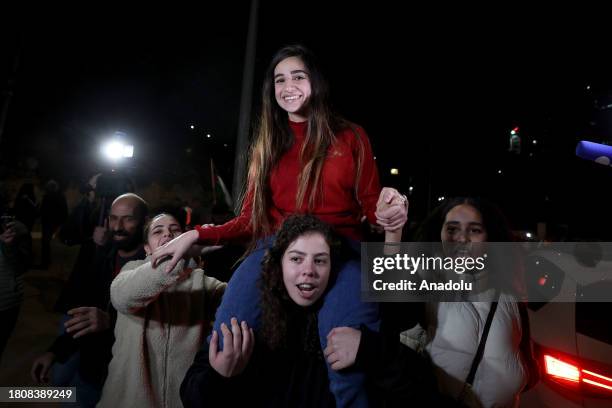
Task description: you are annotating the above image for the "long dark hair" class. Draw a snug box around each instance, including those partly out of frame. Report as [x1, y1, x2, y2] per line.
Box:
[415, 197, 525, 296]
[415, 197, 515, 242]
[259, 214, 340, 350]
[245, 45, 361, 239]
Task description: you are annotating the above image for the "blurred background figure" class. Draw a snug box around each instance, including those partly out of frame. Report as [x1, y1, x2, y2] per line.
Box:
[39, 179, 68, 269]
[0, 182, 32, 362]
[13, 182, 38, 232]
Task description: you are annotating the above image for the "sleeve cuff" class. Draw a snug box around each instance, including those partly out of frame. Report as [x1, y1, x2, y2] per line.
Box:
[194, 225, 220, 245]
[355, 324, 380, 371]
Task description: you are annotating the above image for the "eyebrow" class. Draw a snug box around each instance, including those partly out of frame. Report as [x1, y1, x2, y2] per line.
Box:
[444, 221, 484, 227]
[274, 70, 308, 79]
[151, 223, 180, 230]
[287, 250, 329, 257]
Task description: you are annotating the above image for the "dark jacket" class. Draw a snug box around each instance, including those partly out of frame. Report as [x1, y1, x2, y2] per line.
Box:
[181, 308, 336, 408]
[40, 191, 68, 231]
[358, 303, 463, 408]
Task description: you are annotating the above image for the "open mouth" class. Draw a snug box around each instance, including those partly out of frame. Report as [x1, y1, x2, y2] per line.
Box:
[296, 283, 318, 299]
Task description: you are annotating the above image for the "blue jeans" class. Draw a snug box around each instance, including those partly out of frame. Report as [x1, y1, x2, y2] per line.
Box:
[52, 315, 81, 387]
[212, 236, 379, 407]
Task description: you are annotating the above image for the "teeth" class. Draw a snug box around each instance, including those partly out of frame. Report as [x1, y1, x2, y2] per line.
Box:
[297, 283, 314, 290]
[284, 95, 300, 101]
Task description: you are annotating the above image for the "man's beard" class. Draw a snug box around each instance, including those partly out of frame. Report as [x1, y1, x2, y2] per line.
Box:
[112, 229, 143, 251]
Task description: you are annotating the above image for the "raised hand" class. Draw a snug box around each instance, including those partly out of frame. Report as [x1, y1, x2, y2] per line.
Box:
[209, 318, 255, 378]
[151, 229, 200, 273]
[375, 187, 408, 232]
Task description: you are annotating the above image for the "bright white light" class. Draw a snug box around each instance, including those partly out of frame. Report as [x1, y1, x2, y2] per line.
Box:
[390, 168, 399, 175]
[544, 355, 580, 382]
[510, 130, 516, 135]
[498, 170, 502, 174]
[438, 196, 445, 202]
[190, 125, 195, 129]
[533, 140, 537, 144]
[206, 134, 211, 138]
[102, 141, 134, 160]
[102, 142, 123, 160]
[409, 186, 414, 192]
[526, 232, 533, 239]
[123, 145, 134, 158]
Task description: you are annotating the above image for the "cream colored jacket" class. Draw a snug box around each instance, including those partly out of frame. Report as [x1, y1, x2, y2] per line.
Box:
[97, 258, 226, 408]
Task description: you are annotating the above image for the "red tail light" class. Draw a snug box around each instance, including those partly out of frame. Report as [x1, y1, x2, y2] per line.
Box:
[582, 369, 612, 392]
[544, 355, 579, 383]
[543, 353, 612, 396]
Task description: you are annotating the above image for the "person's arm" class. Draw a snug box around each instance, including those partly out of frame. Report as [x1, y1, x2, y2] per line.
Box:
[180, 341, 232, 407]
[351, 125, 382, 226]
[350, 126, 407, 235]
[326, 302, 424, 372]
[151, 186, 254, 273]
[31, 352, 56, 383]
[324, 324, 396, 373]
[203, 276, 227, 323]
[110, 258, 189, 314]
[381, 192, 408, 256]
[180, 318, 254, 408]
[0, 221, 31, 273]
[46, 332, 80, 364]
[518, 301, 540, 390]
[194, 186, 254, 246]
[377, 187, 409, 234]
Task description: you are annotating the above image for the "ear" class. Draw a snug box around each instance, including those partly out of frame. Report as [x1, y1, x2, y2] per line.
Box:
[144, 244, 152, 256]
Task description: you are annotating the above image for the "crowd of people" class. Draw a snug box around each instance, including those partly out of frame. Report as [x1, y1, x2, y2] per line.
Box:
[1, 44, 539, 407]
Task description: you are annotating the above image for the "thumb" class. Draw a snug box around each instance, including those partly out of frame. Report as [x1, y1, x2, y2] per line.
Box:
[385, 190, 394, 204]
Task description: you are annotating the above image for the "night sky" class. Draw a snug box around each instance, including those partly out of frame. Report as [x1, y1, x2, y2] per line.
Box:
[1, 4, 611, 237]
